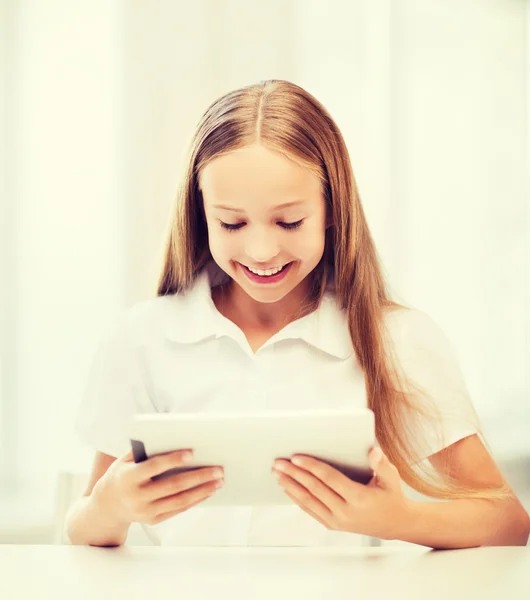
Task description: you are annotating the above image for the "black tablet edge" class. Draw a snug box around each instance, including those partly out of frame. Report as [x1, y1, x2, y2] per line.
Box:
[130, 439, 148, 463]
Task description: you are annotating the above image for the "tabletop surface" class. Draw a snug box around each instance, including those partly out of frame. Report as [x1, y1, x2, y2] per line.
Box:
[1, 545, 529, 600]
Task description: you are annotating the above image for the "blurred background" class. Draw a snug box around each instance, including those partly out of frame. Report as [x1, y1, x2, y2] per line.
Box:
[0, 0, 529, 543]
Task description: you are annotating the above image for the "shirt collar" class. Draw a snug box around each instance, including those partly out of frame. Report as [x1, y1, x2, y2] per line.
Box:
[164, 261, 354, 360]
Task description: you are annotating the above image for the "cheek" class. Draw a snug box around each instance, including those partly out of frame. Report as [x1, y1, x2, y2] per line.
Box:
[295, 224, 326, 259]
[207, 228, 239, 260]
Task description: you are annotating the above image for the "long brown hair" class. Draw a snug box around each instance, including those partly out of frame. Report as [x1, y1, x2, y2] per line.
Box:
[158, 80, 509, 501]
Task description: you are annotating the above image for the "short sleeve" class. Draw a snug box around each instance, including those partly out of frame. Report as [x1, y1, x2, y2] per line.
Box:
[75, 314, 158, 458]
[383, 308, 480, 462]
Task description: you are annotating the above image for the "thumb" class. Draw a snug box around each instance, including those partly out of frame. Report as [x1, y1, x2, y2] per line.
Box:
[368, 447, 397, 490]
[119, 449, 134, 463]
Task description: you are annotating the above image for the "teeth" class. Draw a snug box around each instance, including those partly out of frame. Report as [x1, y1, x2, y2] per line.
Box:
[247, 264, 286, 276]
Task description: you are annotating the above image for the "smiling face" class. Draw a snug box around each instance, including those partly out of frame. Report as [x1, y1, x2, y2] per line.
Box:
[199, 144, 327, 306]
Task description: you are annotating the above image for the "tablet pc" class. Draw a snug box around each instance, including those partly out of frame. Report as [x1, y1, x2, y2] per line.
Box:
[129, 408, 375, 506]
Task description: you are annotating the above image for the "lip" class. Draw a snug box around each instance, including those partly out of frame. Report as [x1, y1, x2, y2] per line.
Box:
[243, 263, 288, 272]
[238, 261, 293, 285]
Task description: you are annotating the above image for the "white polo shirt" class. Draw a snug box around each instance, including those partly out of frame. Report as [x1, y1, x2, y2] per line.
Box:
[75, 261, 479, 546]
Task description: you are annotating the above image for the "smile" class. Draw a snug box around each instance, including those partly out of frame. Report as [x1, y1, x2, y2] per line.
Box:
[239, 261, 293, 284]
[245, 264, 288, 276]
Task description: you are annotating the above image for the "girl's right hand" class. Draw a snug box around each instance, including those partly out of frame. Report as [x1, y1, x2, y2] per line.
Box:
[91, 449, 224, 527]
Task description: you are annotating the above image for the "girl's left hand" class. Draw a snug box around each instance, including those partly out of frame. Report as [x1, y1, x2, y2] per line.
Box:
[272, 447, 411, 541]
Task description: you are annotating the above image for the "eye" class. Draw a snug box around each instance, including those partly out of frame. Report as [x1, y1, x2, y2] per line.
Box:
[219, 219, 304, 232]
[220, 221, 245, 232]
[279, 219, 304, 230]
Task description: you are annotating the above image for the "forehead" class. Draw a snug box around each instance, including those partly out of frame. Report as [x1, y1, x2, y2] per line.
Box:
[199, 145, 322, 206]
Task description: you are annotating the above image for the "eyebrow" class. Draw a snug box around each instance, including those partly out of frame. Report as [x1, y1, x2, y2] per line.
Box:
[211, 200, 307, 213]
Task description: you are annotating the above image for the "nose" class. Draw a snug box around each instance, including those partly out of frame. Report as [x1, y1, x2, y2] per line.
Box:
[244, 227, 280, 264]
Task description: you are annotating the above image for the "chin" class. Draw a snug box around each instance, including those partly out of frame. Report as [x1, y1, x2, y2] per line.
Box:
[243, 288, 293, 304]
[236, 275, 309, 305]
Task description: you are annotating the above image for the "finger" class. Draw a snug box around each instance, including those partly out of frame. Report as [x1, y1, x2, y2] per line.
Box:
[274, 460, 345, 511]
[150, 489, 217, 525]
[152, 479, 223, 515]
[368, 447, 384, 471]
[135, 450, 194, 483]
[143, 466, 224, 503]
[367, 447, 399, 490]
[283, 490, 333, 529]
[290, 455, 367, 501]
[274, 470, 333, 519]
[119, 450, 134, 463]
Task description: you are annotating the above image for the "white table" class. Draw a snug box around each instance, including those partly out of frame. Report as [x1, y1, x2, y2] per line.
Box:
[1, 545, 529, 599]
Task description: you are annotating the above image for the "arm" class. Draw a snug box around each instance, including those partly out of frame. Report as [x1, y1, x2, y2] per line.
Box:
[397, 435, 530, 548]
[66, 448, 222, 547]
[65, 494, 131, 547]
[273, 434, 530, 549]
[399, 496, 529, 548]
[65, 451, 131, 547]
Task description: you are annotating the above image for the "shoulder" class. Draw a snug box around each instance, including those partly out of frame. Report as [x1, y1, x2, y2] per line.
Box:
[382, 306, 450, 349]
[381, 305, 462, 371]
[103, 268, 215, 351]
[383, 304, 437, 331]
[107, 290, 198, 347]
[381, 306, 468, 391]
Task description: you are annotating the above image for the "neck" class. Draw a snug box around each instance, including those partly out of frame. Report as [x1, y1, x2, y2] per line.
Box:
[213, 278, 315, 332]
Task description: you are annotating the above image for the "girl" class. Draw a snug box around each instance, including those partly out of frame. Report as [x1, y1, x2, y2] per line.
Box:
[67, 80, 529, 549]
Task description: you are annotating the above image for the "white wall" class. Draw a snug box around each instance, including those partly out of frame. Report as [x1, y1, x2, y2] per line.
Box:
[391, 0, 528, 423]
[1, 0, 528, 527]
[288, 0, 529, 427]
[4, 0, 126, 513]
[290, 0, 397, 285]
[121, 0, 298, 302]
[0, 0, 14, 487]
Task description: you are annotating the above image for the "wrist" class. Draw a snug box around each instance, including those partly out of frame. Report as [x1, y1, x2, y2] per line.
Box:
[66, 493, 131, 547]
[91, 481, 131, 531]
[388, 496, 419, 542]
